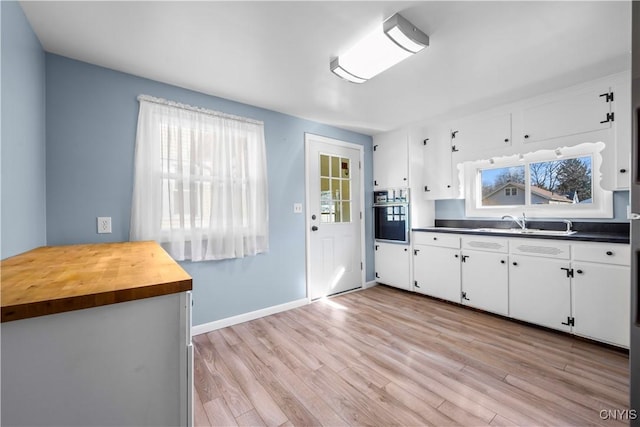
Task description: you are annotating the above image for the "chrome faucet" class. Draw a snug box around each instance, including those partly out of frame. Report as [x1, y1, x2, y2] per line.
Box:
[502, 212, 527, 230]
[562, 219, 573, 233]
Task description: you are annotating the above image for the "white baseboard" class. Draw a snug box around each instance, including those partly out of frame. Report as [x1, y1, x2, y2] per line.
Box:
[191, 298, 308, 336]
[364, 280, 378, 289]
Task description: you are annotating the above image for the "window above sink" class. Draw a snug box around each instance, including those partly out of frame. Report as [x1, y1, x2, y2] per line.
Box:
[463, 142, 613, 219]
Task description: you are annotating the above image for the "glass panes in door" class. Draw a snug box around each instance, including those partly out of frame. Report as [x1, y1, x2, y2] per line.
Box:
[320, 154, 351, 223]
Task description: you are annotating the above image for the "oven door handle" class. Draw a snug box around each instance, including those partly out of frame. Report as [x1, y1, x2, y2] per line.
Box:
[373, 203, 408, 207]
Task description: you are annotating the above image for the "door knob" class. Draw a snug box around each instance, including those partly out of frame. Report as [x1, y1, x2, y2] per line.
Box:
[311, 214, 317, 220]
[311, 226, 318, 231]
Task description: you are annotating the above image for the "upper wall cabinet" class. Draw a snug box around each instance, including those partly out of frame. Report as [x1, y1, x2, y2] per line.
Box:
[421, 72, 630, 193]
[521, 85, 613, 145]
[423, 126, 456, 200]
[373, 129, 408, 189]
[449, 112, 512, 157]
[610, 77, 631, 190]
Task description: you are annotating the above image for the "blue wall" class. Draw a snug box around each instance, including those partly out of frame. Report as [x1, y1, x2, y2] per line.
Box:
[45, 54, 374, 326]
[1, 1, 47, 259]
[435, 190, 630, 221]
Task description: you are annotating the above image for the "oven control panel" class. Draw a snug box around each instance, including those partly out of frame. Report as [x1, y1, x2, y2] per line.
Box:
[374, 188, 409, 205]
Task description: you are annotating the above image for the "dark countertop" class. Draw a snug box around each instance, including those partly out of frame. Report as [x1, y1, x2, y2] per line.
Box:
[413, 219, 630, 244]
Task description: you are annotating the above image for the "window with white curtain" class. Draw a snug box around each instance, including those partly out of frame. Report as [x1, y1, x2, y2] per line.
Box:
[130, 95, 269, 261]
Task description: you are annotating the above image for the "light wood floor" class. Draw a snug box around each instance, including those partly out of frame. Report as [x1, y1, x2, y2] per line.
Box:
[193, 285, 629, 426]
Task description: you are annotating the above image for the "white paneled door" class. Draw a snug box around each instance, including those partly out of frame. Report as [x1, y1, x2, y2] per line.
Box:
[305, 134, 363, 300]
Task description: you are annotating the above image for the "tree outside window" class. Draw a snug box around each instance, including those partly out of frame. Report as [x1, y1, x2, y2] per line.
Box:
[530, 156, 592, 204]
[480, 155, 592, 207]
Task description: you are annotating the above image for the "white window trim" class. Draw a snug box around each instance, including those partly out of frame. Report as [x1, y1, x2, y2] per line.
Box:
[463, 141, 613, 219]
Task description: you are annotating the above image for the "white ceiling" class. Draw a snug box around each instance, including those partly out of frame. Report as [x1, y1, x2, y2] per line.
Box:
[20, 1, 632, 136]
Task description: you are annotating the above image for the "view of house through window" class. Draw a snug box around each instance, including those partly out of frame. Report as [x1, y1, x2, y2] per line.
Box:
[481, 165, 525, 206]
[480, 155, 593, 207]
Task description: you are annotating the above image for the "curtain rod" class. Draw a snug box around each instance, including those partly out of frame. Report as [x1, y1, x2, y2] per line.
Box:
[137, 94, 264, 126]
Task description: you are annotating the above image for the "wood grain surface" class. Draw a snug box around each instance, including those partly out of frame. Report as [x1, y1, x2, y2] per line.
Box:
[1, 241, 192, 322]
[193, 285, 630, 427]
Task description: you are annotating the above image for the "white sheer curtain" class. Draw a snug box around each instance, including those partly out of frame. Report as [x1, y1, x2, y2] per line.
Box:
[130, 95, 269, 261]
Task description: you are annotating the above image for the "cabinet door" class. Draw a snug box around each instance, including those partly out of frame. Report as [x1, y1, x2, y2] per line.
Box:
[374, 242, 411, 291]
[413, 245, 461, 302]
[373, 129, 408, 189]
[509, 255, 572, 332]
[611, 78, 631, 190]
[450, 112, 512, 156]
[521, 86, 612, 144]
[461, 250, 509, 316]
[573, 263, 630, 348]
[423, 126, 455, 200]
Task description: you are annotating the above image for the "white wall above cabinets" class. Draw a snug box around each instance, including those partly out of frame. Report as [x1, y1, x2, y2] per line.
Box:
[418, 71, 631, 200]
[410, 231, 630, 348]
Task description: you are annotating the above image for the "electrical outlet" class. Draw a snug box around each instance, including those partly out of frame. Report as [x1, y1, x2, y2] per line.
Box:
[97, 217, 112, 234]
[293, 203, 303, 213]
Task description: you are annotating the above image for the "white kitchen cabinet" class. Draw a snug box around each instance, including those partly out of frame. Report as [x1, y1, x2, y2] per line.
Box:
[2, 292, 193, 427]
[508, 238, 572, 332]
[413, 232, 461, 302]
[521, 85, 612, 145]
[509, 254, 572, 332]
[572, 262, 629, 347]
[610, 76, 632, 190]
[460, 235, 509, 316]
[411, 231, 629, 347]
[422, 125, 456, 200]
[450, 112, 512, 156]
[374, 241, 411, 291]
[373, 129, 408, 189]
[572, 242, 630, 347]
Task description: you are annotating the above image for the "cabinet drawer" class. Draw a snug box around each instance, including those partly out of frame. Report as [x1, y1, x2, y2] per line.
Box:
[572, 243, 630, 266]
[413, 232, 460, 248]
[509, 238, 570, 260]
[462, 236, 508, 253]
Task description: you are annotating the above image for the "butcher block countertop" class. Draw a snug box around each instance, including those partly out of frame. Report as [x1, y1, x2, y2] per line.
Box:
[1, 241, 192, 323]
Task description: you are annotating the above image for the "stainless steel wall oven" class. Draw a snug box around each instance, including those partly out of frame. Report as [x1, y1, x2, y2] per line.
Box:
[373, 188, 410, 243]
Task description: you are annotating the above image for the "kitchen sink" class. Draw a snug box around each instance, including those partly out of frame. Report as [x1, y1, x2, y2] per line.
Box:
[473, 228, 577, 236]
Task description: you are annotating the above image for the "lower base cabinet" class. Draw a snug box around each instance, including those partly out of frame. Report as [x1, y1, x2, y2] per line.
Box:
[374, 242, 411, 291]
[1, 292, 193, 427]
[461, 250, 509, 316]
[573, 262, 630, 347]
[414, 245, 461, 302]
[509, 255, 572, 333]
[411, 231, 630, 348]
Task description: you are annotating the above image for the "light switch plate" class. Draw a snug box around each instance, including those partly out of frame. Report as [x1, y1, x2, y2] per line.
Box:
[97, 217, 112, 234]
[293, 203, 303, 213]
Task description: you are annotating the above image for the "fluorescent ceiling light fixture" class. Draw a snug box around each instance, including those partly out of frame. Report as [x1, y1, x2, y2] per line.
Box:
[330, 13, 429, 83]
